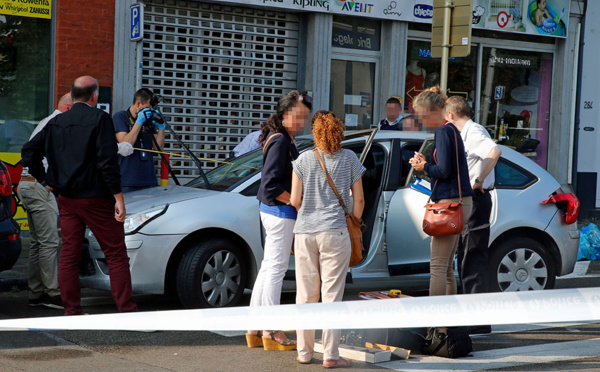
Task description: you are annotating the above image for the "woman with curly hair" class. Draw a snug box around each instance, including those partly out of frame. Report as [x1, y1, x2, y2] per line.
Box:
[247, 90, 312, 351]
[290, 111, 365, 368]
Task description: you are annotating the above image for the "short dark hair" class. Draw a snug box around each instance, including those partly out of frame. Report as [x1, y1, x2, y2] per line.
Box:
[71, 80, 98, 102]
[133, 88, 154, 105]
[386, 97, 401, 106]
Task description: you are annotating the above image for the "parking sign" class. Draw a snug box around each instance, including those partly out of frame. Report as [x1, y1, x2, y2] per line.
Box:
[130, 3, 143, 41]
[494, 86, 505, 100]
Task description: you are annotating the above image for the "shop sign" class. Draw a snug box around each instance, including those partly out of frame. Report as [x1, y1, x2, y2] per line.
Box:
[332, 26, 375, 50]
[0, 0, 52, 19]
[490, 54, 539, 69]
[215, 0, 570, 38]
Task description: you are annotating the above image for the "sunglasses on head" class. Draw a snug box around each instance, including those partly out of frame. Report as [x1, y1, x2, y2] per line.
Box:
[295, 94, 313, 104]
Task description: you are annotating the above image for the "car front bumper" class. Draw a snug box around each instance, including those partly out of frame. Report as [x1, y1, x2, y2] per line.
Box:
[80, 231, 186, 294]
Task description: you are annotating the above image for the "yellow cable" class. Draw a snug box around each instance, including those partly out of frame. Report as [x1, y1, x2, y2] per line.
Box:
[133, 148, 259, 170]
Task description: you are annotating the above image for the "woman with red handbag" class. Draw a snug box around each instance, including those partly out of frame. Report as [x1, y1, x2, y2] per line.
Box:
[409, 87, 474, 297]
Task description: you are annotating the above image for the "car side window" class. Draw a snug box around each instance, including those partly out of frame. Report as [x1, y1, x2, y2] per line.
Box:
[494, 158, 538, 189]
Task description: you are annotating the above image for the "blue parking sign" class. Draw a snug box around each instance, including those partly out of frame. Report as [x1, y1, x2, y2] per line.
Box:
[494, 86, 505, 100]
[130, 3, 143, 41]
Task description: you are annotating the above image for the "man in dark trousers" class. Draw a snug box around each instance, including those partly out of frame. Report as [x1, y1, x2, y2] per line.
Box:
[21, 76, 138, 316]
[444, 96, 501, 334]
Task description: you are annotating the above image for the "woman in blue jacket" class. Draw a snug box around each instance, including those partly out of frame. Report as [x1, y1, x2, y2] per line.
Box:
[247, 90, 312, 350]
[409, 87, 473, 297]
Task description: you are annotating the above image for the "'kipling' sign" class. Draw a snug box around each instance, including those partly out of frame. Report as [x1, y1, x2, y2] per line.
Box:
[293, 0, 330, 10]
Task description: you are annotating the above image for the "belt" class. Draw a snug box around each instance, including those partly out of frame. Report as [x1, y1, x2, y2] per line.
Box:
[21, 176, 37, 182]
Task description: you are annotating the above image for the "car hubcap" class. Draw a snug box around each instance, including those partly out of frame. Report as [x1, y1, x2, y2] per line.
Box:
[201, 250, 242, 306]
[496, 248, 548, 291]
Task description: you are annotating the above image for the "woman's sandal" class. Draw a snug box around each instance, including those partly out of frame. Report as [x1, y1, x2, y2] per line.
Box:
[296, 356, 311, 364]
[323, 358, 353, 369]
[262, 331, 297, 351]
[245, 331, 263, 348]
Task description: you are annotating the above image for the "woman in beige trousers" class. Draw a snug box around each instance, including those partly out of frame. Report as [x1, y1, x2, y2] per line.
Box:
[290, 111, 365, 368]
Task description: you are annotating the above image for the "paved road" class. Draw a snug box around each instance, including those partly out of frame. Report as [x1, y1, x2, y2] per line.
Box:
[1, 252, 600, 371]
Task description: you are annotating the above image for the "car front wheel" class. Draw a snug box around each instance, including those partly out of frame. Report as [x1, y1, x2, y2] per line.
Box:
[176, 238, 247, 308]
[489, 237, 556, 292]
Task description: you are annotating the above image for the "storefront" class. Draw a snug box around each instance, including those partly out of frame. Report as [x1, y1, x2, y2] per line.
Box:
[0, 0, 54, 230]
[113, 0, 583, 185]
[0, 1, 53, 152]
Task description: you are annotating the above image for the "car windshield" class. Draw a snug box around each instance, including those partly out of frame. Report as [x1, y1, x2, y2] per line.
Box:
[185, 139, 314, 191]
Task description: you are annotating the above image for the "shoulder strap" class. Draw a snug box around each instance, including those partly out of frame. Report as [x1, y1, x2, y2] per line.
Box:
[313, 148, 350, 215]
[262, 132, 283, 153]
[426, 125, 462, 203]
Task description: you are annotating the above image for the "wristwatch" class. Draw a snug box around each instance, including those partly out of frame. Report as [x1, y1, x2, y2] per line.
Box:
[285, 200, 291, 206]
[474, 177, 483, 184]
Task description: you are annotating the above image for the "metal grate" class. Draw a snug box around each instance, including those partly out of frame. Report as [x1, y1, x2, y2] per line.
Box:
[142, 0, 299, 182]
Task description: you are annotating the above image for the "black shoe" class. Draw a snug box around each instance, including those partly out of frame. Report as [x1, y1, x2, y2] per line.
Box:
[42, 295, 64, 310]
[468, 325, 492, 334]
[28, 293, 49, 307]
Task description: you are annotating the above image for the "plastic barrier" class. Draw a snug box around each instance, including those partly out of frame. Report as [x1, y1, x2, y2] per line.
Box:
[1, 288, 600, 332]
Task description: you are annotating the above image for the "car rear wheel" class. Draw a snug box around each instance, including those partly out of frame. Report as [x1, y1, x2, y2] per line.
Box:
[489, 237, 556, 292]
[176, 238, 247, 308]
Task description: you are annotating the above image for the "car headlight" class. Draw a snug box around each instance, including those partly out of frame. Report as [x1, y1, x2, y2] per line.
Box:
[124, 204, 169, 234]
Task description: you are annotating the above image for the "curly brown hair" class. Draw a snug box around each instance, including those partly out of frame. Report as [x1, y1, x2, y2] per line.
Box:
[312, 111, 344, 156]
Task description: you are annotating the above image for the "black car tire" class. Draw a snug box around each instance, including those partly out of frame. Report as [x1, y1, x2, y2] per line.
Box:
[489, 237, 556, 292]
[176, 238, 247, 308]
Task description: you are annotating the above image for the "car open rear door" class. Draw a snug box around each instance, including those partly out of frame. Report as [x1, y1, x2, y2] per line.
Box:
[385, 137, 434, 276]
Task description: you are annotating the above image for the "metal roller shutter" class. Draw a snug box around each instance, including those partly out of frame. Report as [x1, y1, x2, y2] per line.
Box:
[142, 0, 299, 182]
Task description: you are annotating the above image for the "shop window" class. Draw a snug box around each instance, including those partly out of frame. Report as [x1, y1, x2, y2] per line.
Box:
[480, 48, 553, 169]
[0, 16, 51, 152]
[332, 16, 380, 52]
[330, 60, 376, 130]
[404, 40, 477, 131]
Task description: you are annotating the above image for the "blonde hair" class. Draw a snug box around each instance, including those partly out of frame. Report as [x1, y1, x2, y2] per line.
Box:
[444, 96, 472, 118]
[312, 111, 344, 156]
[413, 86, 448, 112]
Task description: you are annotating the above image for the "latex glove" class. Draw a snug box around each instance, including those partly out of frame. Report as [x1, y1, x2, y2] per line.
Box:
[135, 108, 152, 126]
[117, 141, 134, 156]
[153, 121, 166, 130]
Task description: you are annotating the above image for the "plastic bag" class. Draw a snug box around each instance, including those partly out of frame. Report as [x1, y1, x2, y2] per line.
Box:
[578, 223, 600, 261]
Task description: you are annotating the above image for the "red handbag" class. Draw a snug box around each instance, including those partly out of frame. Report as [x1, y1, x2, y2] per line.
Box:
[422, 126, 464, 236]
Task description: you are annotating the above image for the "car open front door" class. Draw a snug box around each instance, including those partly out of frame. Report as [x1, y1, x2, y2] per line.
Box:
[385, 137, 434, 276]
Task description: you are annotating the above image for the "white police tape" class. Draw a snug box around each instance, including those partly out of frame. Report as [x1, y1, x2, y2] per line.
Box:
[1, 288, 600, 331]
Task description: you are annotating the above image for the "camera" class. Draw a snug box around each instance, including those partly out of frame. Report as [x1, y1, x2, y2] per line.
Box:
[142, 94, 165, 126]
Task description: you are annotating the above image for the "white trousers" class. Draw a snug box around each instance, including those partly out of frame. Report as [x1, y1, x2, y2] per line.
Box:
[295, 228, 351, 362]
[250, 212, 295, 308]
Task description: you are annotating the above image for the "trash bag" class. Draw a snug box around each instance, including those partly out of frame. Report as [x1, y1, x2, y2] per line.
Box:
[578, 223, 600, 261]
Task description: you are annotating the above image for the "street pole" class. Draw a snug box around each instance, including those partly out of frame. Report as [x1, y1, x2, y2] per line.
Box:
[440, 0, 452, 94]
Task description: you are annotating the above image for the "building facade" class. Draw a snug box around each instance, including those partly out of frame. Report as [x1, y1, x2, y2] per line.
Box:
[0, 0, 587, 203]
[112, 0, 585, 188]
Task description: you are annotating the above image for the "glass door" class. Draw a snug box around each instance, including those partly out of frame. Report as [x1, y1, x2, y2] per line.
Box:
[330, 57, 378, 131]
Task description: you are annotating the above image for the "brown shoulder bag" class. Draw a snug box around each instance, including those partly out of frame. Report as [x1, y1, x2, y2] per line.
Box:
[313, 149, 366, 267]
[422, 126, 464, 236]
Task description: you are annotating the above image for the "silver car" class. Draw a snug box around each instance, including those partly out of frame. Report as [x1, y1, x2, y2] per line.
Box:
[81, 131, 581, 308]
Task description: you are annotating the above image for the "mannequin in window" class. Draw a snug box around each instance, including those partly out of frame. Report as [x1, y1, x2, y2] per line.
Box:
[405, 60, 426, 112]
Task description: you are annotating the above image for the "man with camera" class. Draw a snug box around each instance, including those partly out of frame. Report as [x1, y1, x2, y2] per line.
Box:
[113, 88, 165, 193]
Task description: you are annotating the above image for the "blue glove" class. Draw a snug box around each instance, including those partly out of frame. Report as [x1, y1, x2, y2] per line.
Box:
[152, 109, 166, 129]
[135, 108, 152, 126]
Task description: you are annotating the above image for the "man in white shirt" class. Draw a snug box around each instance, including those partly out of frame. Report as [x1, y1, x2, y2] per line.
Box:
[444, 96, 501, 299]
[17, 92, 72, 309]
